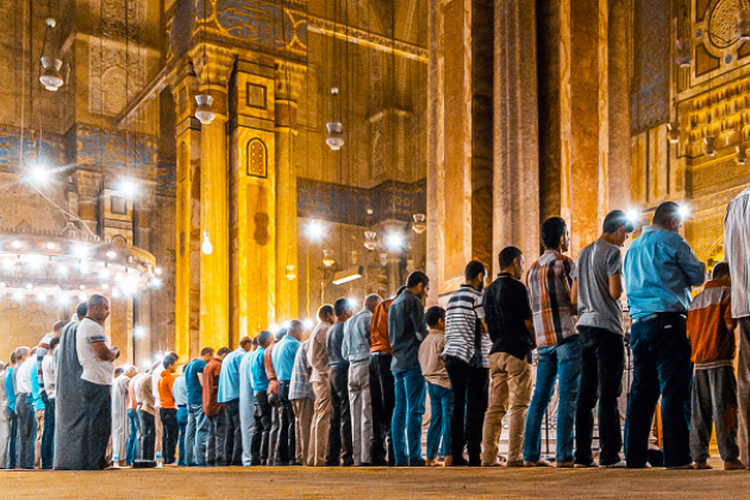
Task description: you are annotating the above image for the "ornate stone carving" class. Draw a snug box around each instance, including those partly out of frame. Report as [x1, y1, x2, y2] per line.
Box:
[89, 41, 147, 116]
[191, 44, 236, 89]
[709, 0, 750, 48]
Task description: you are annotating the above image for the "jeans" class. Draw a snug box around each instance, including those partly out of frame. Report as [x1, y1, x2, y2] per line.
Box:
[160, 408, 178, 464]
[426, 383, 452, 460]
[444, 356, 488, 465]
[187, 403, 208, 466]
[391, 365, 425, 466]
[15, 395, 33, 469]
[81, 381, 112, 470]
[41, 395, 55, 469]
[207, 406, 226, 466]
[126, 409, 139, 465]
[624, 313, 692, 468]
[224, 399, 242, 465]
[252, 391, 272, 465]
[270, 382, 295, 465]
[575, 326, 625, 466]
[6, 409, 16, 469]
[523, 336, 581, 463]
[369, 353, 395, 465]
[137, 410, 155, 463]
[176, 406, 188, 466]
[327, 367, 353, 466]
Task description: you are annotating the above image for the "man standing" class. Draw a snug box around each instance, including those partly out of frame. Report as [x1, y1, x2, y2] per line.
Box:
[76, 294, 119, 470]
[14, 346, 34, 469]
[443, 261, 490, 466]
[342, 294, 382, 467]
[36, 320, 64, 469]
[184, 347, 214, 466]
[725, 184, 750, 469]
[624, 201, 705, 468]
[159, 354, 179, 465]
[250, 332, 273, 465]
[524, 217, 579, 468]
[204, 347, 229, 466]
[134, 366, 157, 467]
[308, 305, 336, 466]
[171, 367, 188, 466]
[271, 321, 303, 465]
[389, 271, 430, 466]
[571, 211, 633, 467]
[481, 247, 535, 468]
[289, 334, 314, 466]
[40, 337, 59, 469]
[111, 365, 135, 466]
[327, 299, 354, 466]
[218, 337, 252, 466]
[238, 340, 257, 466]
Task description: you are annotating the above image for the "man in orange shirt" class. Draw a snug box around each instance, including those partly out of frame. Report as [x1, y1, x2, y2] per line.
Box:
[203, 347, 230, 466]
[158, 354, 179, 465]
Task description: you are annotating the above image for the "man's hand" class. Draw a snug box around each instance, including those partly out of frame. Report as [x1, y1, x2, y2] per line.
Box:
[268, 379, 279, 395]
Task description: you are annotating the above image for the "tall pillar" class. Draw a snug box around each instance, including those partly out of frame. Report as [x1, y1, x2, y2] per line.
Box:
[493, 0, 541, 271]
[193, 45, 235, 350]
[607, 0, 631, 211]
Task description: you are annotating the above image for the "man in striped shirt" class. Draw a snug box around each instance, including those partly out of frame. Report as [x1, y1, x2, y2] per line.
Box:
[523, 217, 579, 468]
[725, 185, 750, 469]
[443, 260, 490, 467]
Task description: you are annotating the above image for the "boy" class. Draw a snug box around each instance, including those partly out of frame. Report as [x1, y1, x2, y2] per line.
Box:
[687, 262, 743, 470]
[419, 306, 451, 466]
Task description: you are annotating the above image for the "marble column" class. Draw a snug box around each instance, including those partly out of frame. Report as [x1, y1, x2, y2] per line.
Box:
[493, 0, 541, 271]
[607, 0, 631, 212]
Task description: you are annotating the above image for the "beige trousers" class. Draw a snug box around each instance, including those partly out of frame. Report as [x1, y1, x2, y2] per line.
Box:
[292, 398, 314, 466]
[34, 409, 44, 468]
[311, 378, 332, 466]
[481, 352, 532, 464]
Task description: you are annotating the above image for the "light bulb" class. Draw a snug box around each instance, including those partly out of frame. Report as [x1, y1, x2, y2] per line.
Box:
[117, 179, 138, 199]
[385, 232, 405, 251]
[306, 220, 325, 242]
[195, 95, 215, 125]
[201, 231, 213, 255]
[677, 204, 691, 220]
[303, 319, 314, 330]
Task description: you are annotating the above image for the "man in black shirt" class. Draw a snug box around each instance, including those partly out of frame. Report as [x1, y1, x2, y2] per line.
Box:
[480, 246, 535, 467]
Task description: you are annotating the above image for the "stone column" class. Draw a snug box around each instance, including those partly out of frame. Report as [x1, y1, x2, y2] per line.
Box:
[193, 45, 235, 350]
[493, 0, 541, 271]
[607, 0, 631, 211]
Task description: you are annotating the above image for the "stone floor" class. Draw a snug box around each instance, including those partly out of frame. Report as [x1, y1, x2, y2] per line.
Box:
[1, 460, 746, 499]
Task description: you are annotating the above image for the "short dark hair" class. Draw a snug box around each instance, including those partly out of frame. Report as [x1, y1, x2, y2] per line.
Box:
[406, 271, 429, 289]
[217, 347, 232, 357]
[425, 306, 445, 328]
[256, 330, 272, 346]
[396, 285, 407, 296]
[602, 210, 635, 234]
[162, 353, 178, 369]
[200, 347, 215, 357]
[712, 262, 730, 280]
[318, 304, 334, 321]
[499, 246, 523, 270]
[114, 366, 124, 376]
[52, 321, 66, 332]
[49, 337, 60, 350]
[334, 298, 350, 316]
[75, 302, 88, 319]
[88, 294, 107, 309]
[239, 336, 252, 348]
[541, 217, 567, 249]
[652, 201, 681, 226]
[464, 260, 486, 282]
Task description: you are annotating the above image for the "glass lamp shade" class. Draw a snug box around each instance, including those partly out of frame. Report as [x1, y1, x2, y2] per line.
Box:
[326, 122, 345, 151]
[40, 57, 64, 91]
[666, 122, 680, 144]
[737, 146, 747, 165]
[738, 10, 750, 42]
[285, 264, 297, 281]
[412, 213, 426, 234]
[201, 231, 213, 255]
[675, 39, 692, 68]
[195, 94, 215, 125]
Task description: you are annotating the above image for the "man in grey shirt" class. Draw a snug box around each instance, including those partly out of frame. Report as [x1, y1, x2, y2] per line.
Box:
[571, 210, 633, 467]
[326, 298, 354, 466]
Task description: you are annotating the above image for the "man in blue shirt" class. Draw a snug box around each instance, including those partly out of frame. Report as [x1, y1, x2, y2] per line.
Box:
[217, 337, 252, 466]
[239, 340, 257, 466]
[623, 201, 705, 469]
[270, 322, 302, 465]
[250, 331, 273, 465]
[183, 347, 214, 466]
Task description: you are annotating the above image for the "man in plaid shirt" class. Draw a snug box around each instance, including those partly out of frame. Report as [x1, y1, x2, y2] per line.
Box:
[523, 217, 579, 468]
[290, 337, 314, 466]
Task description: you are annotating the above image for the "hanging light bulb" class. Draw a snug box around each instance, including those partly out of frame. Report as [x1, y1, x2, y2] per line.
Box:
[326, 122, 345, 151]
[363, 230, 377, 251]
[675, 38, 692, 68]
[739, 10, 750, 42]
[322, 249, 335, 268]
[285, 264, 297, 281]
[195, 94, 215, 125]
[39, 19, 64, 92]
[737, 145, 748, 165]
[201, 231, 213, 255]
[411, 214, 426, 234]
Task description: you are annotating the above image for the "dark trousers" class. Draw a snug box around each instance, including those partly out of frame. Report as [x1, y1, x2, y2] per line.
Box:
[251, 391, 272, 465]
[690, 366, 740, 462]
[369, 352, 395, 465]
[327, 367, 353, 466]
[625, 313, 692, 468]
[41, 396, 55, 469]
[160, 408, 178, 464]
[136, 410, 155, 463]
[176, 406, 188, 466]
[575, 326, 625, 466]
[6, 409, 16, 469]
[15, 395, 34, 469]
[444, 356, 488, 465]
[82, 381, 112, 470]
[269, 381, 296, 465]
[126, 409, 138, 465]
[224, 399, 242, 465]
[207, 406, 227, 466]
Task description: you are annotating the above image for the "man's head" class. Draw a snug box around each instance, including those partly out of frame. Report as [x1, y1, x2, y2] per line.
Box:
[602, 210, 635, 247]
[276, 327, 288, 341]
[652, 201, 684, 233]
[712, 261, 731, 286]
[499, 246, 524, 279]
[163, 353, 178, 372]
[199, 347, 215, 362]
[14, 346, 31, 362]
[48, 336, 60, 353]
[317, 304, 335, 324]
[124, 365, 138, 378]
[256, 330, 273, 348]
[239, 336, 253, 352]
[115, 366, 124, 377]
[75, 302, 88, 321]
[405, 271, 430, 299]
[364, 294, 383, 313]
[425, 306, 445, 332]
[288, 320, 303, 341]
[464, 260, 486, 291]
[541, 217, 569, 252]
[87, 294, 110, 324]
[334, 298, 353, 322]
[51, 320, 66, 337]
[216, 347, 231, 360]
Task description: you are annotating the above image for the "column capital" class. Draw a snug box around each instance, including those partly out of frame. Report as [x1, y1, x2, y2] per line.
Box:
[191, 44, 237, 91]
